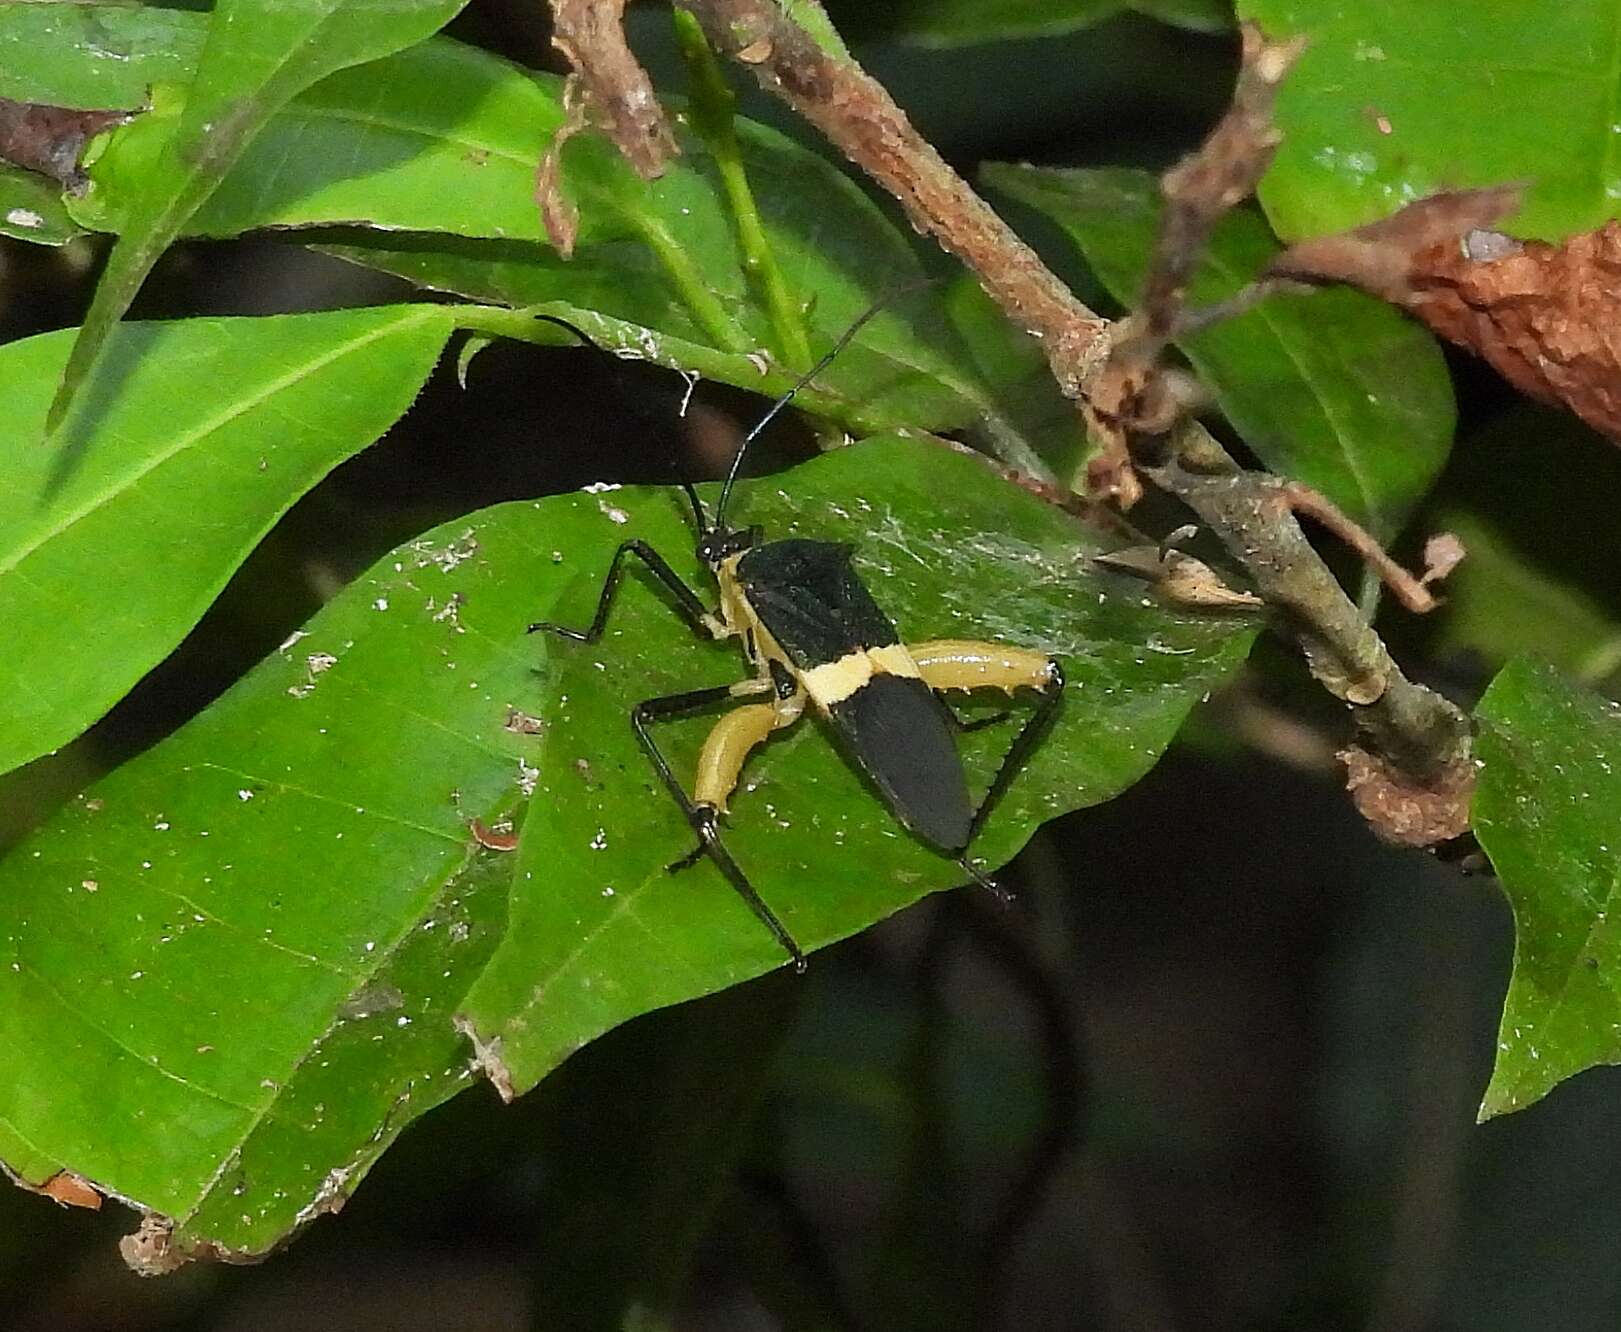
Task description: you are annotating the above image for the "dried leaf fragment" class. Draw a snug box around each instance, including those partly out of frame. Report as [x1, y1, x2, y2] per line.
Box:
[38, 1169, 102, 1210]
[1420, 532, 1466, 588]
[0, 97, 128, 192]
[1407, 221, 1621, 443]
[1095, 545, 1264, 609]
[1268, 186, 1621, 445]
[1268, 187, 1523, 305]
[1341, 744, 1474, 848]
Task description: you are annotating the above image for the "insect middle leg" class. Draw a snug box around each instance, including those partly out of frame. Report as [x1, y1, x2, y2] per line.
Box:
[531, 540, 715, 643]
[632, 678, 808, 971]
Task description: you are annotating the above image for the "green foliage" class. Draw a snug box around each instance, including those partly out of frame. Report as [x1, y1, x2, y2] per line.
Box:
[1240, 0, 1621, 241]
[23, 12, 1081, 477]
[871, 0, 1231, 46]
[0, 0, 1617, 1290]
[0, 307, 456, 777]
[45, 0, 470, 433]
[0, 440, 1253, 1255]
[1474, 658, 1621, 1118]
[983, 165, 1455, 538]
[0, 4, 205, 108]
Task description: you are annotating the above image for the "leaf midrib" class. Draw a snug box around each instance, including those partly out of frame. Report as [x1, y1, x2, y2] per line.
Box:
[1, 307, 444, 582]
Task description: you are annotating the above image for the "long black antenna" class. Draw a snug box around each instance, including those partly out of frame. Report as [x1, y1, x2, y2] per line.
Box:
[711, 293, 909, 531]
[532, 312, 708, 531]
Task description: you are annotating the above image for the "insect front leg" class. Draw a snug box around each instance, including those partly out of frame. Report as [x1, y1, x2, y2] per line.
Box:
[530, 540, 718, 643]
[632, 679, 808, 972]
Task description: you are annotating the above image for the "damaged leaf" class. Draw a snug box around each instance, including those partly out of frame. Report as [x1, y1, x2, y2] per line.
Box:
[0, 439, 1254, 1265]
[1270, 189, 1621, 447]
[1404, 224, 1621, 446]
[1474, 656, 1621, 1118]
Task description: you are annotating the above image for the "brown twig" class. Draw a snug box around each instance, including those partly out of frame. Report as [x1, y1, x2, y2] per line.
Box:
[1086, 25, 1306, 501]
[1169, 275, 1315, 337]
[549, 0, 676, 180]
[669, 0, 1109, 399]
[1278, 481, 1437, 615]
[1143, 419, 1470, 784]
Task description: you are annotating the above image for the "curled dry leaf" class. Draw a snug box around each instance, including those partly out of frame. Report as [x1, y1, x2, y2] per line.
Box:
[535, 74, 591, 256]
[1095, 545, 1265, 609]
[1341, 744, 1474, 848]
[1268, 187, 1524, 305]
[1406, 222, 1621, 443]
[0, 97, 128, 192]
[1269, 186, 1621, 445]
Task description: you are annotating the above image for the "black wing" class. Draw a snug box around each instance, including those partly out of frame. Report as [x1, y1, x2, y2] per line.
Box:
[739, 540, 972, 852]
[737, 539, 899, 667]
[828, 674, 973, 852]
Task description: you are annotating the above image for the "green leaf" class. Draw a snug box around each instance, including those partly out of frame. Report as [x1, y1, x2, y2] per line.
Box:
[0, 4, 205, 109]
[0, 305, 455, 779]
[55, 25, 1077, 474]
[876, 0, 1228, 46]
[1132, 0, 1233, 32]
[456, 436, 1255, 1093]
[47, 0, 466, 435]
[1237, 0, 1621, 242]
[1474, 657, 1621, 1118]
[0, 164, 81, 245]
[0, 438, 1252, 1259]
[885, 0, 1126, 46]
[70, 34, 555, 248]
[983, 164, 1455, 538]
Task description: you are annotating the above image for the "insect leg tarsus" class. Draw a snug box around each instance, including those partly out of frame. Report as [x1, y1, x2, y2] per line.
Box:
[631, 686, 807, 972]
[957, 855, 1016, 908]
[531, 540, 712, 642]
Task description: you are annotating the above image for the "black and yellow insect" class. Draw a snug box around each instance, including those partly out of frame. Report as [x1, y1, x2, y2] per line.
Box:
[533, 312, 1064, 970]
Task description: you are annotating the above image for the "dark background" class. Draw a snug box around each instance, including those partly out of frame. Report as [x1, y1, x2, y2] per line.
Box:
[4, 4, 1620, 1329]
